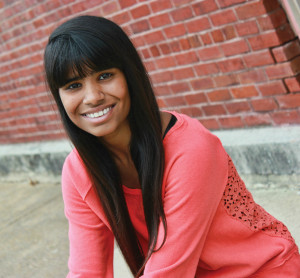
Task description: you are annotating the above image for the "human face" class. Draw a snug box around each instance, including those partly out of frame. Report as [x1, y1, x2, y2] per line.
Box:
[59, 68, 131, 142]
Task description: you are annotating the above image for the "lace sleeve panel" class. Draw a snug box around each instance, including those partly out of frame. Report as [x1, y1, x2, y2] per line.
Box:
[223, 155, 294, 242]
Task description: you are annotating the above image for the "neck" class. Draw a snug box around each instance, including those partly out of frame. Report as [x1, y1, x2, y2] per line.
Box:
[100, 122, 132, 164]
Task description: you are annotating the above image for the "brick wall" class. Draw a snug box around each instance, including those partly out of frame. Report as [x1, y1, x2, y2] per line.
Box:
[1, 0, 300, 144]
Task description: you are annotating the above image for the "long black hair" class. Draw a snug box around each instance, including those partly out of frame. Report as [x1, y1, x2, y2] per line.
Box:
[44, 15, 166, 276]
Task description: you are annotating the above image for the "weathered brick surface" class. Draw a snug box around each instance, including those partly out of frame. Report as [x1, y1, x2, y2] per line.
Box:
[1, 0, 300, 143]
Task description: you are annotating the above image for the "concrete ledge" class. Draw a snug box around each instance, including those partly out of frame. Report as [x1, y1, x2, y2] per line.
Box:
[1, 126, 299, 189]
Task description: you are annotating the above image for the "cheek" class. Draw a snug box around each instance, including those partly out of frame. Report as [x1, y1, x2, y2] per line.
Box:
[60, 95, 79, 115]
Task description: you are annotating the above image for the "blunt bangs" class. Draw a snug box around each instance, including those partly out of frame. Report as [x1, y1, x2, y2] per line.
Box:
[45, 32, 121, 92]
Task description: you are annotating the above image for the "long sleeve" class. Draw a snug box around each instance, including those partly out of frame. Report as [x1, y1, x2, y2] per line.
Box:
[62, 154, 114, 278]
[142, 117, 228, 277]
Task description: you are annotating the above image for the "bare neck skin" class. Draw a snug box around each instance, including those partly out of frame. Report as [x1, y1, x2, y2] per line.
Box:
[102, 111, 171, 189]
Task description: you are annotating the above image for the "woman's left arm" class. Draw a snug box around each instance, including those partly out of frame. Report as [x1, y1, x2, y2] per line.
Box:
[142, 134, 228, 278]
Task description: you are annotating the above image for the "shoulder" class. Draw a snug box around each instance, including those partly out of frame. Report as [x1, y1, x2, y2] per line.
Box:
[163, 111, 226, 158]
[62, 148, 93, 200]
[161, 112, 229, 199]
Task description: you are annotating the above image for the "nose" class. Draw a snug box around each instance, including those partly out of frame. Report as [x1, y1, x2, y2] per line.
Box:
[82, 82, 104, 106]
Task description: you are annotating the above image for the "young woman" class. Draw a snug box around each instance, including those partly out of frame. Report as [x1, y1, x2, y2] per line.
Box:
[44, 16, 300, 277]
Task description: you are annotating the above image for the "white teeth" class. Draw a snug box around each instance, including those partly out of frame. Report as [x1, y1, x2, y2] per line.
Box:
[85, 107, 112, 118]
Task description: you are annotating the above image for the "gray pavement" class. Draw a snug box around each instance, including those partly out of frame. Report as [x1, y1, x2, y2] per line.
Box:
[0, 180, 299, 278]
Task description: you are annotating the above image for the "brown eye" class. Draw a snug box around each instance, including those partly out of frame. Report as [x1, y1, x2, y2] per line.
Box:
[99, 73, 113, 80]
[67, 83, 81, 90]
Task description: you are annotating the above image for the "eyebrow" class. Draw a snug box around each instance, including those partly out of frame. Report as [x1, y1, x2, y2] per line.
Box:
[63, 69, 101, 86]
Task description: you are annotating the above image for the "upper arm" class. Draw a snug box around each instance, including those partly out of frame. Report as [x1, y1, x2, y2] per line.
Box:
[142, 134, 228, 277]
[62, 158, 114, 278]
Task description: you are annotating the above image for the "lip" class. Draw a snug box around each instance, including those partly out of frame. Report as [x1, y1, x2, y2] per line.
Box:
[81, 104, 115, 116]
[81, 104, 115, 124]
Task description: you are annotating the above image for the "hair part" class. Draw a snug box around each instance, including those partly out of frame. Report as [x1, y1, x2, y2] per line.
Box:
[44, 15, 167, 276]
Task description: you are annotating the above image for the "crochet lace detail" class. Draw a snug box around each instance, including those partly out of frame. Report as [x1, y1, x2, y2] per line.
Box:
[223, 156, 294, 241]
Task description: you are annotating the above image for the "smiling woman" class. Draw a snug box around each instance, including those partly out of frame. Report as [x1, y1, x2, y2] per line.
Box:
[44, 16, 300, 278]
[58, 68, 131, 140]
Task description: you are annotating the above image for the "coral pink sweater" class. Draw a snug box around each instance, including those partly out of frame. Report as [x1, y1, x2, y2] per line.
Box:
[62, 111, 300, 277]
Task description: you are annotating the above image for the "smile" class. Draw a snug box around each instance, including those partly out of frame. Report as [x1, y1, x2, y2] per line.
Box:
[83, 106, 113, 118]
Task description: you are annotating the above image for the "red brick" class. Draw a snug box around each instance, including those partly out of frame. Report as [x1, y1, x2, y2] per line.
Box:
[244, 114, 272, 127]
[150, 0, 172, 12]
[219, 116, 244, 128]
[271, 111, 300, 124]
[194, 62, 219, 76]
[144, 61, 156, 72]
[226, 101, 251, 114]
[149, 45, 160, 57]
[222, 25, 237, 40]
[164, 95, 186, 107]
[211, 29, 224, 43]
[70, 2, 87, 13]
[207, 89, 232, 102]
[218, 57, 244, 73]
[101, 1, 119, 15]
[248, 27, 295, 51]
[156, 97, 167, 108]
[172, 0, 191, 6]
[243, 50, 274, 68]
[164, 23, 186, 38]
[221, 39, 249, 57]
[238, 69, 267, 84]
[185, 17, 211, 33]
[272, 40, 300, 63]
[210, 9, 237, 26]
[149, 13, 171, 28]
[214, 74, 239, 87]
[119, 0, 136, 8]
[170, 41, 181, 52]
[132, 36, 145, 47]
[192, 0, 218, 15]
[153, 85, 171, 96]
[179, 106, 203, 117]
[130, 4, 150, 19]
[172, 67, 195, 80]
[276, 25, 296, 45]
[130, 20, 150, 34]
[235, 1, 268, 20]
[158, 43, 172, 55]
[179, 38, 191, 50]
[276, 94, 300, 109]
[144, 30, 165, 44]
[201, 33, 213, 45]
[290, 56, 300, 76]
[33, 18, 45, 28]
[203, 104, 227, 116]
[170, 82, 191, 94]
[265, 62, 294, 80]
[191, 77, 215, 90]
[257, 8, 287, 31]
[258, 81, 287, 96]
[175, 51, 199, 65]
[171, 6, 193, 22]
[200, 118, 220, 130]
[141, 48, 150, 59]
[188, 35, 202, 48]
[218, 0, 246, 8]
[284, 76, 300, 92]
[236, 20, 259, 37]
[185, 92, 208, 105]
[156, 56, 176, 69]
[231, 85, 259, 99]
[150, 71, 173, 83]
[198, 46, 223, 61]
[251, 98, 278, 112]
